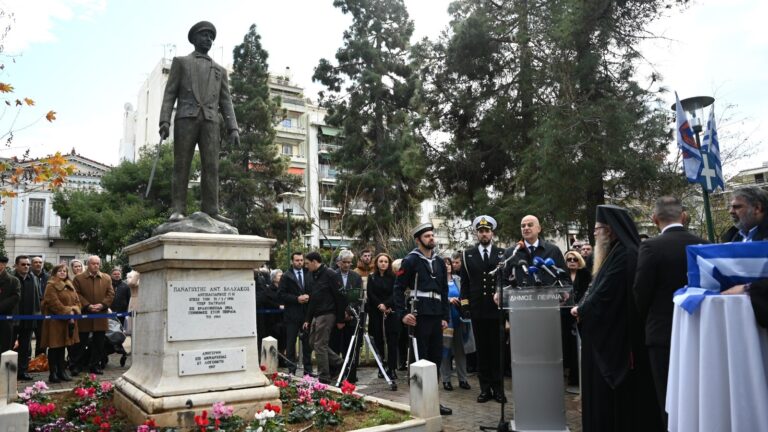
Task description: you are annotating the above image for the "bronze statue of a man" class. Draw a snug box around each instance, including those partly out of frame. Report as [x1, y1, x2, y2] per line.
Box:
[159, 21, 239, 224]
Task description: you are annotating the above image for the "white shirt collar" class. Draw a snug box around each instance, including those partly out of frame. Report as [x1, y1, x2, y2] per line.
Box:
[477, 242, 493, 254]
[661, 223, 684, 234]
[524, 239, 539, 249]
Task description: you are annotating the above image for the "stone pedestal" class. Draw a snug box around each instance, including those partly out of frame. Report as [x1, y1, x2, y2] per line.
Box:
[114, 233, 280, 428]
[409, 360, 442, 432]
[1, 351, 29, 432]
[260, 336, 278, 375]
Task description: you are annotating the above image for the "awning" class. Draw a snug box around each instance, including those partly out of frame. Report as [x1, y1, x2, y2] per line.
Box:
[319, 126, 342, 137]
[287, 167, 305, 175]
[321, 239, 352, 248]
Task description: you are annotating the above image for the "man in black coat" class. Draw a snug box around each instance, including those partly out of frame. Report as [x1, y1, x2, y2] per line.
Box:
[0, 256, 20, 353]
[278, 252, 314, 375]
[722, 187, 768, 328]
[303, 252, 346, 384]
[11, 255, 40, 380]
[331, 250, 363, 382]
[633, 196, 707, 427]
[505, 215, 567, 287]
[459, 215, 507, 403]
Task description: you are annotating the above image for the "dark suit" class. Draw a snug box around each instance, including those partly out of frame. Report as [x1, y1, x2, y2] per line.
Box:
[722, 219, 768, 328]
[331, 270, 363, 379]
[460, 244, 506, 396]
[159, 51, 238, 217]
[277, 268, 313, 373]
[505, 239, 567, 287]
[0, 270, 20, 352]
[633, 225, 707, 424]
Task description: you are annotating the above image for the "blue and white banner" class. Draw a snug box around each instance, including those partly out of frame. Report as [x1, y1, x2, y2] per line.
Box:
[674, 242, 768, 313]
[700, 105, 725, 192]
[675, 92, 702, 183]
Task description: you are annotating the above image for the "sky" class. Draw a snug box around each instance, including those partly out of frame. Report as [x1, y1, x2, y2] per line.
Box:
[0, 0, 766, 175]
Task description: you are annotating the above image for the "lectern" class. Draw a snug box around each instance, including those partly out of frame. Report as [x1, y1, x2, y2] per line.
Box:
[503, 286, 571, 432]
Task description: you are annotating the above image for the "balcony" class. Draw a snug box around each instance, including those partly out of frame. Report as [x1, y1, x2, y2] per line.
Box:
[319, 166, 338, 183]
[275, 124, 307, 137]
[47, 225, 62, 239]
[320, 199, 340, 214]
[319, 143, 340, 155]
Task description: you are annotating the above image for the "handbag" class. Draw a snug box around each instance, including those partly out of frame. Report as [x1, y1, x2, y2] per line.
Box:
[442, 326, 454, 348]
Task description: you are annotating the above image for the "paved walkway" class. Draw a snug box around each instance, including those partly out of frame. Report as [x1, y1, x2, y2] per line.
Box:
[17, 340, 582, 431]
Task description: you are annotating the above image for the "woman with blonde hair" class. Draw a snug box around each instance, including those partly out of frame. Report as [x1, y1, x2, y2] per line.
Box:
[69, 259, 84, 280]
[40, 264, 81, 383]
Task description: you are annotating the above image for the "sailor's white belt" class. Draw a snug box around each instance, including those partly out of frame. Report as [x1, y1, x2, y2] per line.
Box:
[411, 291, 441, 301]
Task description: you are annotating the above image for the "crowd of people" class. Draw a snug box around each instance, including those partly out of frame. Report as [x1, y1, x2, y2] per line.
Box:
[0, 255, 133, 384]
[253, 186, 768, 429]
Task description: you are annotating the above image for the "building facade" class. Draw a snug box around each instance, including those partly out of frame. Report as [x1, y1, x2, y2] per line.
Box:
[1, 150, 111, 265]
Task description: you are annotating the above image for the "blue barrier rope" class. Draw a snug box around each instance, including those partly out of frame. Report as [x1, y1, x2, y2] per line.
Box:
[0, 308, 284, 320]
[0, 312, 134, 321]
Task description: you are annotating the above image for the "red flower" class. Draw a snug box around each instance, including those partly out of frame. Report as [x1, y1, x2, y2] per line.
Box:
[143, 418, 157, 427]
[341, 380, 356, 394]
[274, 379, 289, 388]
[260, 364, 267, 371]
[194, 409, 209, 431]
[271, 372, 278, 381]
[264, 402, 281, 414]
[215, 417, 221, 430]
[99, 422, 110, 432]
[92, 415, 102, 425]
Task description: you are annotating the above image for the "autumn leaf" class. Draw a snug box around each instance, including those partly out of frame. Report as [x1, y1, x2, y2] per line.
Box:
[46, 111, 56, 122]
[15, 99, 21, 106]
[24, 98, 34, 106]
[0, 83, 14, 93]
[4, 101, 9, 106]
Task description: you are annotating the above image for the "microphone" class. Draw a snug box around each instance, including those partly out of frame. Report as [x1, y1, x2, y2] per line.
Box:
[490, 241, 524, 275]
[544, 257, 566, 274]
[515, 259, 529, 287]
[517, 259, 529, 274]
[528, 265, 542, 286]
[533, 256, 558, 280]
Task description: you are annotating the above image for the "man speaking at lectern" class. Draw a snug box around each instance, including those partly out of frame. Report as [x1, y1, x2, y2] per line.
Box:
[505, 215, 566, 287]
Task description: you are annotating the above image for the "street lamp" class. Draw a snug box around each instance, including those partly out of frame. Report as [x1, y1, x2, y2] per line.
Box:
[671, 95, 716, 242]
[279, 192, 305, 268]
[285, 207, 293, 268]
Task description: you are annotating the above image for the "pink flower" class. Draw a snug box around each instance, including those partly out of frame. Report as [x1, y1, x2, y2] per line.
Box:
[74, 387, 88, 398]
[212, 401, 234, 419]
[100, 381, 113, 392]
[33, 381, 49, 391]
[90, 373, 97, 381]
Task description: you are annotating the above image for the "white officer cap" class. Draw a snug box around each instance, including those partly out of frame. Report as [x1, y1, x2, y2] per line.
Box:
[472, 215, 497, 231]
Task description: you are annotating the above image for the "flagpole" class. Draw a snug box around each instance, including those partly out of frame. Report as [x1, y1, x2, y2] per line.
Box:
[693, 130, 716, 242]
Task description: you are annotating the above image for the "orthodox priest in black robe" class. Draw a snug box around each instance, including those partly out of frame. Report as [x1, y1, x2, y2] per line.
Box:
[571, 205, 662, 432]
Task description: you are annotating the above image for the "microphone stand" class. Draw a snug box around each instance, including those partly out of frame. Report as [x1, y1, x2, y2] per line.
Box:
[480, 251, 511, 432]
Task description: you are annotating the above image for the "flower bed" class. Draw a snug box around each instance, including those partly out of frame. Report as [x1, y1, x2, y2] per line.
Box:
[20, 371, 410, 431]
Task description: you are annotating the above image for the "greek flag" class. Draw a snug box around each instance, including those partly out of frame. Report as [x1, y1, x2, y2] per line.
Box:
[700, 105, 725, 192]
[675, 92, 702, 183]
[673, 242, 768, 313]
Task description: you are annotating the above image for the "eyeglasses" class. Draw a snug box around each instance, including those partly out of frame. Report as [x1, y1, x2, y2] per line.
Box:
[594, 226, 609, 232]
[566, 257, 579, 263]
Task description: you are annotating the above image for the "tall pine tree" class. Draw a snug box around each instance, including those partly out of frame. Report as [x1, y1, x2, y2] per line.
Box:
[313, 0, 427, 247]
[221, 24, 304, 238]
[419, 0, 687, 242]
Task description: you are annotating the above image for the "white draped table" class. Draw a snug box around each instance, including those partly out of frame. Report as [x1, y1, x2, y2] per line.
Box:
[667, 295, 768, 432]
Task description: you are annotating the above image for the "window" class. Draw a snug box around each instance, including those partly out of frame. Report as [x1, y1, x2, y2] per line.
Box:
[28, 198, 45, 227]
[755, 173, 765, 184]
[282, 144, 293, 156]
[281, 118, 292, 128]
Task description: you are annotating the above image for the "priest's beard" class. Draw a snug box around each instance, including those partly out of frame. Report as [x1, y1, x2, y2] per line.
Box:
[591, 236, 611, 277]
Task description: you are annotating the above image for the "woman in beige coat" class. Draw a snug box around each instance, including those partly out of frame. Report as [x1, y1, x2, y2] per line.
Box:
[41, 264, 81, 383]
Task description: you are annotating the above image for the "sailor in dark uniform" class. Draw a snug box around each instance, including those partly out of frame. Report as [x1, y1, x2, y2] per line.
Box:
[394, 222, 453, 416]
[459, 215, 508, 403]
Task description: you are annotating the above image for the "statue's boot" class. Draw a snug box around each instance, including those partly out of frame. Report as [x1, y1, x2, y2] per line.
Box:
[210, 213, 233, 225]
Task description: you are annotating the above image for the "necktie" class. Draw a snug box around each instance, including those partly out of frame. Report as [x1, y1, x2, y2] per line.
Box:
[297, 271, 304, 289]
[529, 246, 536, 257]
[483, 248, 489, 265]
